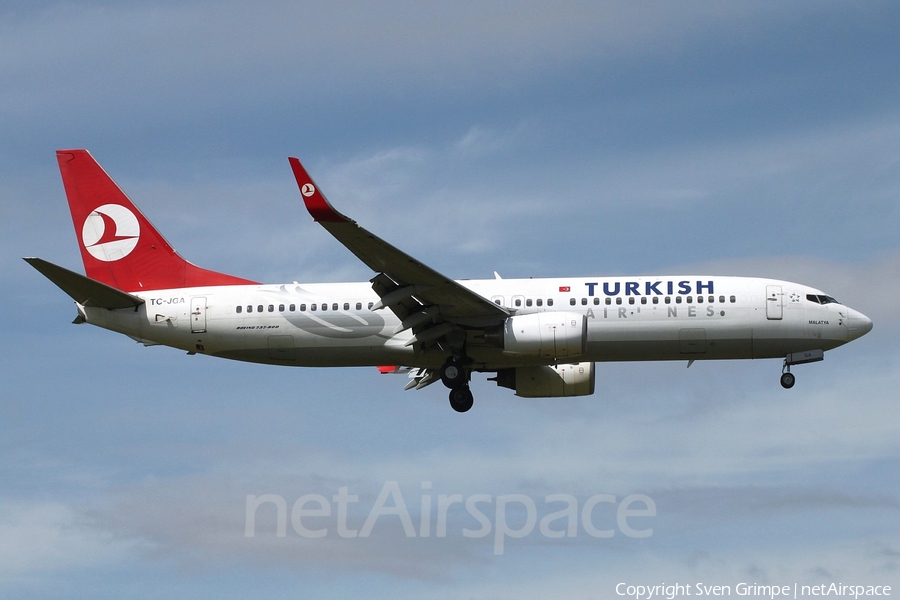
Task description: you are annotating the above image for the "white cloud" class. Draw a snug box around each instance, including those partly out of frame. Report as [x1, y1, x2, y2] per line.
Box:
[54, 344, 896, 579]
[560, 111, 900, 210]
[0, 502, 137, 578]
[0, 1, 843, 127]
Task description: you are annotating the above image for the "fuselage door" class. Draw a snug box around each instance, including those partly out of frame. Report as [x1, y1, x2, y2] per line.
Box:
[191, 296, 208, 333]
[765, 285, 783, 320]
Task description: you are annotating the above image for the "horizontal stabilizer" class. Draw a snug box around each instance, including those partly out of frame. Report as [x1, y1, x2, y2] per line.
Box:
[24, 257, 144, 309]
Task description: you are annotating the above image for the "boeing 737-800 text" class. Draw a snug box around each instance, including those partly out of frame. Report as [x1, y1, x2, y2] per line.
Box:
[26, 150, 873, 412]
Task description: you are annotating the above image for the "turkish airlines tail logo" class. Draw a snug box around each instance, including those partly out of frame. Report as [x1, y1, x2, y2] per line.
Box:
[81, 204, 140, 262]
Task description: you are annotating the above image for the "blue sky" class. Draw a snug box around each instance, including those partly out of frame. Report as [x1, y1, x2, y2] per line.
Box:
[1, 2, 898, 598]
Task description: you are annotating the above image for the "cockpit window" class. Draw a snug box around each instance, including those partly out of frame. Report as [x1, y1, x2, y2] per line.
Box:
[806, 294, 840, 305]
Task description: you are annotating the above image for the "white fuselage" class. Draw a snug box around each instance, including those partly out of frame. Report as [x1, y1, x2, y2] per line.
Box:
[82, 275, 870, 371]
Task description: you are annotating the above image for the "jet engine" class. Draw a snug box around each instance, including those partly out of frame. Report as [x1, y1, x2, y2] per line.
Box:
[502, 312, 587, 358]
[493, 362, 596, 398]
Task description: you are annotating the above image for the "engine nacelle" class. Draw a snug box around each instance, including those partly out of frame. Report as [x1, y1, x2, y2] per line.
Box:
[494, 362, 596, 398]
[502, 312, 587, 358]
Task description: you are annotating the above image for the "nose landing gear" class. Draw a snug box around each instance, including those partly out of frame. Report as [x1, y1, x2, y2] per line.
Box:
[441, 357, 473, 412]
[780, 368, 796, 389]
[780, 349, 824, 389]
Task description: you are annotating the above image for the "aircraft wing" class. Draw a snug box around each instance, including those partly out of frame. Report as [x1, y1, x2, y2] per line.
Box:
[289, 158, 509, 348]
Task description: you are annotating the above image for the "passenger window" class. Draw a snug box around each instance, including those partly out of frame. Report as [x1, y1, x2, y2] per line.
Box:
[708, 296, 714, 303]
[697, 296, 702, 304]
[593, 298, 599, 305]
[236, 306, 242, 313]
[343, 303, 349, 310]
[356, 302, 362, 310]
[536, 299, 543, 307]
[268, 305, 274, 312]
[299, 304, 306, 311]
[652, 297, 659, 305]
[311, 303, 317, 311]
[494, 299, 501, 305]
[686, 296, 692, 303]
[581, 298, 587, 305]
[526, 299, 533, 307]
[569, 298, 576, 306]
[289, 304, 295, 312]
[247, 305, 253, 313]
[515, 299, 522, 307]
[640, 297, 647, 305]
[665, 297, 671, 304]
[628, 297, 635, 305]
[279, 304, 285, 312]
[605, 298, 612, 305]
[730, 295, 736, 303]
[257, 305, 263, 313]
[548, 299, 554, 307]
[332, 303, 338, 311]
[675, 296, 682, 304]
[616, 297, 622, 305]
[719, 296, 725, 303]
[368, 302, 374, 310]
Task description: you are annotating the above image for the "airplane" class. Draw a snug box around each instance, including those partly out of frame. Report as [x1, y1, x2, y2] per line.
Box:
[26, 149, 873, 412]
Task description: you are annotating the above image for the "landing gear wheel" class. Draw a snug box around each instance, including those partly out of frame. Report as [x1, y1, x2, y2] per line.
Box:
[449, 387, 474, 413]
[441, 360, 466, 389]
[780, 372, 796, 389]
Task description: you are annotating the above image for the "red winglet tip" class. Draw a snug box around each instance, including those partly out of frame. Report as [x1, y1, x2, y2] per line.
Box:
[288, 157, 349, 223]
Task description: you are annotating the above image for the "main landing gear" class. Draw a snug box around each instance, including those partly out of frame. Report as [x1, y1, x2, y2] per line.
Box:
[449, 387, 474, 413]
[441, 357, 473, 413]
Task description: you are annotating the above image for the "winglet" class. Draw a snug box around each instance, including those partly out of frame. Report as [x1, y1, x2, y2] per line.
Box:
[288, 158, 351, 223]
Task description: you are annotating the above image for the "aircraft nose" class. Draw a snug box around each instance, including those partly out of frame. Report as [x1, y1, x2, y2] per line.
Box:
[846, 308, 873, 341]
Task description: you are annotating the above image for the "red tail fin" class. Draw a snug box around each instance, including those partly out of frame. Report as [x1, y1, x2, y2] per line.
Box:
[57, 149, 257, 292]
